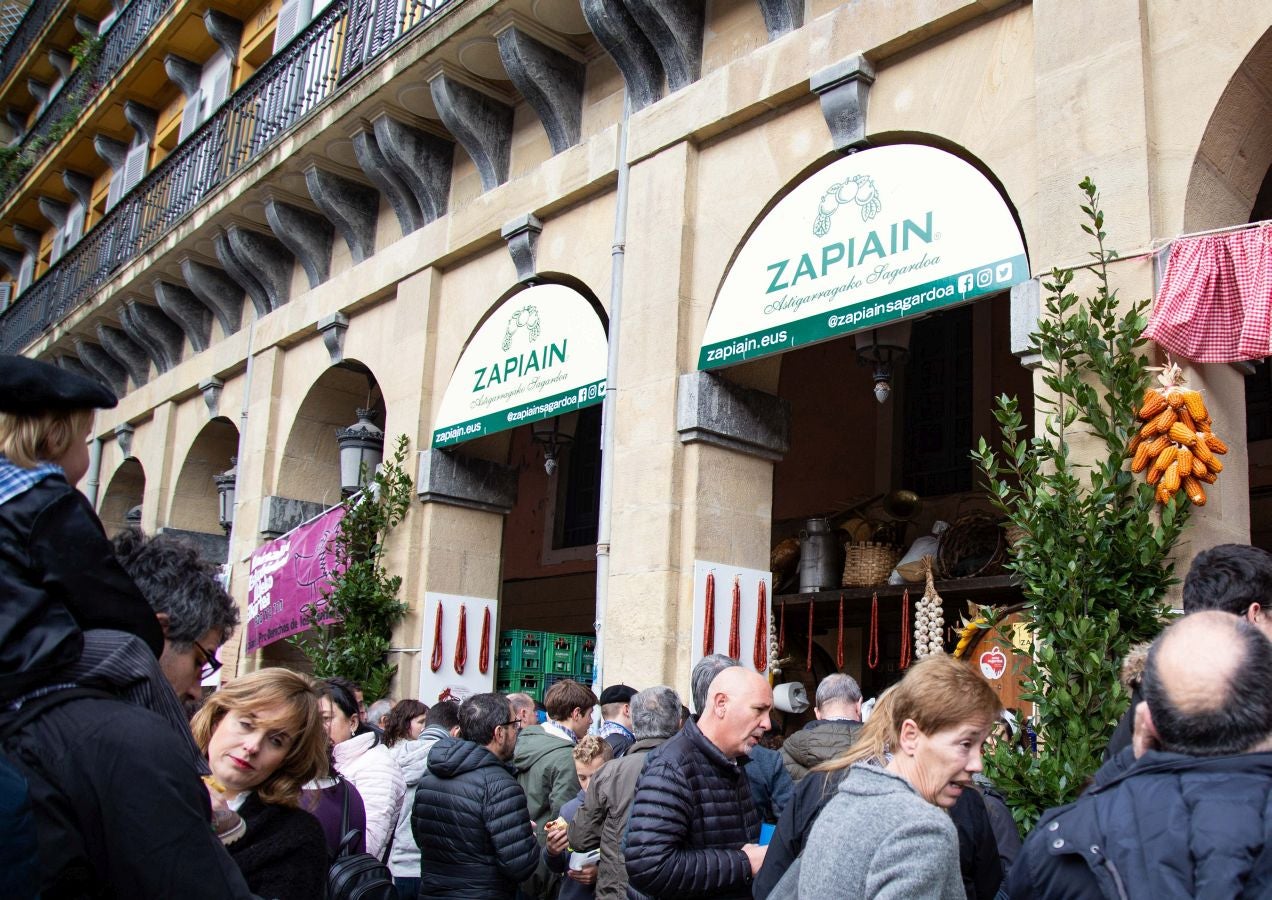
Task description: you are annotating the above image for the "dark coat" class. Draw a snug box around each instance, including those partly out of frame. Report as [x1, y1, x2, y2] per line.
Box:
[569, 736, 666, 900]
[412, 736, 540, 899]
[753, 765, 1002, 900]
[1003, 748, 1272, 900]
[0, 475, 162, 704]
[227, 792, 328, 900]
[778, 719, 863, 781]
[1, 694, 253, 899]
[744, 745, 793, 824]
[624, 719, 759, 899]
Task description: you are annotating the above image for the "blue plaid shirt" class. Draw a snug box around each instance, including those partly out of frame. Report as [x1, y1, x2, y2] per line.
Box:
[0, 455, 62, 506]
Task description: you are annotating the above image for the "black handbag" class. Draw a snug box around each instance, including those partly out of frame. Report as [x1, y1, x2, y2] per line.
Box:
[327, 778, 396, 900]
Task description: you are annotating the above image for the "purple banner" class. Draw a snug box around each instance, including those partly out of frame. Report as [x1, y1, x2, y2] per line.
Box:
[246, 504, 346, 652]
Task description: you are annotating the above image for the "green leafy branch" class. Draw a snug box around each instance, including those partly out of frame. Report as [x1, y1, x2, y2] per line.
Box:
[290, 433, 414, 702]
[973, 178, 1187, 830]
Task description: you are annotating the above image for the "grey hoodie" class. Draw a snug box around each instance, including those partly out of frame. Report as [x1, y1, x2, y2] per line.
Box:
[798, 763, 963, 900]
[386, 727, 447, 877]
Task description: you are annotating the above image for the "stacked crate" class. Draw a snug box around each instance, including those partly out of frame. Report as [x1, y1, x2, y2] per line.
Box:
[496, 629, 595, 702]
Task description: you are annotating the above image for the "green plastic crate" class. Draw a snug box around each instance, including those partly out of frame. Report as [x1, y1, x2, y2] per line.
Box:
[549, 634, 579, 675]
[499, 630, 545, 672]
[579, 636, 596, 679]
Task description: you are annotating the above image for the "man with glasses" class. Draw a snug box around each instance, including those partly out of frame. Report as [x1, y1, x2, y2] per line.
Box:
[112, 528, 239, 713]
[412, 692, 540, 899]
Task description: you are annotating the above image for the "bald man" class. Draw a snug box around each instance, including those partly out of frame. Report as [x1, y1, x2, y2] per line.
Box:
[1004, 612, 1272, 899]
[624, 667, 772, 899]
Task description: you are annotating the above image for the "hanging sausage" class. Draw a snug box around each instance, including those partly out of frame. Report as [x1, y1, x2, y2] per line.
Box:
[753, 580, 768, 672]
[728, 575, 742, 660]
[703, 571, 716, 656]
[867, 592, 880, 670]
[478, 606, 491, 674]
[836, 594, 845, 670]
[454, 604, 468, 675]
[429, 604, 444, 673]
[899, 589, 912, 670]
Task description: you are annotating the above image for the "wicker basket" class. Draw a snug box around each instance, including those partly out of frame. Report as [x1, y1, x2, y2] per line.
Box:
[936, 512, 1005, 579]
[841, 542, 899, 588]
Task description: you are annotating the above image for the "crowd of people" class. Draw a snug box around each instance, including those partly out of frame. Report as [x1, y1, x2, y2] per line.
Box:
[4, 354, 1272, 900]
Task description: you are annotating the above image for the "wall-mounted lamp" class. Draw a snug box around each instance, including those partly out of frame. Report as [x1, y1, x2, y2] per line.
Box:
[854, 321, 912, 403]
[214, 457, 237, 534]
[531, 412, 578, 475]
[336, 408, 384, 495]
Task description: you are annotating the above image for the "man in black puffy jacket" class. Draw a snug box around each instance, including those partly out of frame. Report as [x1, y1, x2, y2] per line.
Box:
[411, 692, 540, 899]
[624, 666, 771, 899]
[1005, 611, 1272, 899]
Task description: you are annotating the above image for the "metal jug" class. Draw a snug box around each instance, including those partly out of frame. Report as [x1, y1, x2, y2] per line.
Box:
[798, 517, 838, 593]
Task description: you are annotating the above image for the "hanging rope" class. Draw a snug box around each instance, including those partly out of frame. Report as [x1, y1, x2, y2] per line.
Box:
[429, 603, 444, 673]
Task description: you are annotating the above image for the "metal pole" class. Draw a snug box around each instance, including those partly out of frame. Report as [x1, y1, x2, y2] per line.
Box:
[592, 90, 632, 694]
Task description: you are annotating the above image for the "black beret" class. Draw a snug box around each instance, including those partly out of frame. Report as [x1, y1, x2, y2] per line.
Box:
[0, 355, 118, 414]
[599, 684, 637, 705]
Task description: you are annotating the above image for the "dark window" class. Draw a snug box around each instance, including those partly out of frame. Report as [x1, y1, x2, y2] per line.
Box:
[559, 404, 602, 548]
[1248, 358, 1272, 443]
[902, 306, 974, 496]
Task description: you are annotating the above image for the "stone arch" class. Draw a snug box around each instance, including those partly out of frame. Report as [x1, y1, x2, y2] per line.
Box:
[168, 416, 239, 535]
[1183, 28, 1272, 231]
[99, 458, 145, 537]
[276, 360, 386, 507]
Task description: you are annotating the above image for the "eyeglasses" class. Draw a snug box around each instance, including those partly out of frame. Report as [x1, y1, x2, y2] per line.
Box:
[193, 640, 223, 680]
[500, 719, 523, 731]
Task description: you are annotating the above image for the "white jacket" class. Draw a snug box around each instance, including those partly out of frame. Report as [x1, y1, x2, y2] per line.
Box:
[332, 732, 406, 860]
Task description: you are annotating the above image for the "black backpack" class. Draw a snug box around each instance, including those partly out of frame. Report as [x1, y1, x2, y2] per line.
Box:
[327, 779, 396, 900]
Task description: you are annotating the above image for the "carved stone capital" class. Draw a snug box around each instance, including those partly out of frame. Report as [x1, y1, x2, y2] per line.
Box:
[810, 54, 876, 151]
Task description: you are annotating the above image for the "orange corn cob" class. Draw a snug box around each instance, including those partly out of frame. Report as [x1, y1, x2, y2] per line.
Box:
[1167, 390, 1184, 409]
[1147, 408, 1177, 435]
[1199, 469, 1218, 484]
[1205, 434, 1229, 455]
[1145, 435, 1171, 458]
[1193, 437, 1216, 466]
[1147, 465, 1163, 485]
[1178, 408, 1197, 432]
[1176, 446, 1194, 477]
[1151, 445, 1178, 476]
[1168, 423, 1197, 446]
[1182, 475, 1206, 506]
[1139, 390, 1168, 419]
[1156, 483, 1176, 504]
[1131, 442, 1152, 473]
[1181, 390, 1208, 423]
[1162, 461, 1181, 493]
[1192, 456, 1208, 478]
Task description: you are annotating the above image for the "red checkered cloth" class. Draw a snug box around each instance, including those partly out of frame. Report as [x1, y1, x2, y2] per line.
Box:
[1144, 224, 1272, 363]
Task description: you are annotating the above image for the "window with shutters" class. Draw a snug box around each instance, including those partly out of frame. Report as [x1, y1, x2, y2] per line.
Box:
[0, 282, 12, 312]
[16, 254, 33, 293]
[273, 0, 314, 53]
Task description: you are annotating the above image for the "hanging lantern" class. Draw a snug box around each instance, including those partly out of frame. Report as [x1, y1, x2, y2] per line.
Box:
[531, 411, 578, 475]
[214, 456, 237, 534]
[854, 321, 912, 403]
[336, 408, 384, 494]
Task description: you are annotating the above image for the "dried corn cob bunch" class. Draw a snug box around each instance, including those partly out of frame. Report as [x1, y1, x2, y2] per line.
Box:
[1130, 362, 1227, 506]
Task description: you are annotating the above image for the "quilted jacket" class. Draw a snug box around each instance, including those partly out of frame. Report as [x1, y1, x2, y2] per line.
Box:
[623, 719, 759, 899]
[411, 736, 540, 899]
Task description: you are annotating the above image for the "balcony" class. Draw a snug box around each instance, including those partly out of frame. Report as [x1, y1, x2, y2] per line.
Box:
[0, 0, 460, 354]
[0, 0, 179, 204]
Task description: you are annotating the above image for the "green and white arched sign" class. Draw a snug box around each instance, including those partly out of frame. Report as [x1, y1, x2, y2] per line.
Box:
[698, 143, 1028, 369]
[432, 283, 608, 448]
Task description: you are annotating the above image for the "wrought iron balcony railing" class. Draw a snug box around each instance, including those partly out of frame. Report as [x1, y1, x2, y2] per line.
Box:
[0, 0, 177, 204]
[0, 0, 58, 88]
[0, 0, 457, 355]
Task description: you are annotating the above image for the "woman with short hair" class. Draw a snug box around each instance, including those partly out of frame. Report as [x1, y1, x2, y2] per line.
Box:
[191, 668, 330, 900]
[795, 655, 1003, 899]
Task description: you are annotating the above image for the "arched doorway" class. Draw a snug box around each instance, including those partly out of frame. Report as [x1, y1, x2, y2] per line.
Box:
[166, 416, 239, 562]
[99, 458, 145, 537]
[1183, 27, 1272, 551]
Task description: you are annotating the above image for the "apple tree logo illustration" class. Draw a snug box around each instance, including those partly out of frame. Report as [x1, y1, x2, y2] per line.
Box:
[502, 304, 541, 351]
[812, 173, 881, 237]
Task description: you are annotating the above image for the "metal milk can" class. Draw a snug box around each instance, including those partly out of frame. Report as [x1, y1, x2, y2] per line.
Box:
[798, 517, 838, 593]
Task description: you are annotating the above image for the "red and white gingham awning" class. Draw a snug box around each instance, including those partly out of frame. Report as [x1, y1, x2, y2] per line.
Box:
[1144, 223, 1272, 363]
